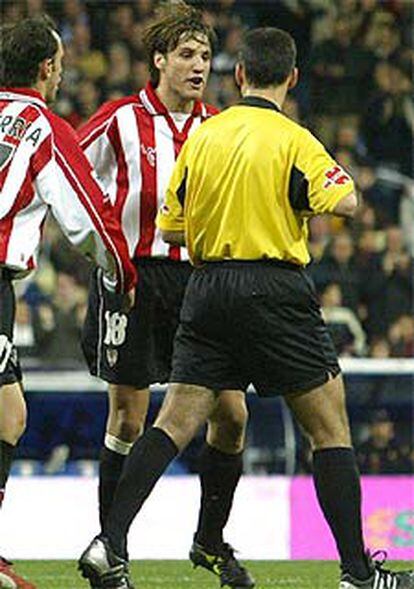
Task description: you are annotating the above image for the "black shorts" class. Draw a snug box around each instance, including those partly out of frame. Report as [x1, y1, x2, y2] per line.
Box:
[0, 270, 22, 386]
[171, 260, 340, 397]
[81, 259, 192, 388]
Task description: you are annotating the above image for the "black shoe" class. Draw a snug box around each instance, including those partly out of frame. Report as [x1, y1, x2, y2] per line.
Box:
[190, 541, 255, 588]
[78, 536, 134, 589]
[340, 551, 414, 588]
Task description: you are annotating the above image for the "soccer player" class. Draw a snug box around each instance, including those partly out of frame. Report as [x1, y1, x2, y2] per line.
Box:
[0, 16, 136, 589]
[78, 2, 252, 588]
[79, 27, 414, 589]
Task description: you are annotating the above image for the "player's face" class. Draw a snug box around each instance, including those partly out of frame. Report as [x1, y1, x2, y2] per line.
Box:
[160, 33, 212, 103]
[45, 35, 64, 103]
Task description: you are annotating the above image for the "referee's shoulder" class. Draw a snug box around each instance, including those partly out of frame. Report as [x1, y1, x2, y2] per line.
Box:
[277, 112, 321, 148]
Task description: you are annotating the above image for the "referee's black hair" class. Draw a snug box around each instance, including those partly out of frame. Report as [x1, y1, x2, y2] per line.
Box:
[239, 28, 297, 88]
[0, 15, 58, 88]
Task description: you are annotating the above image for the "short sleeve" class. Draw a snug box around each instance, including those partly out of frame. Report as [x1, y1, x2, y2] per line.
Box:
[290, 128, 355, 215]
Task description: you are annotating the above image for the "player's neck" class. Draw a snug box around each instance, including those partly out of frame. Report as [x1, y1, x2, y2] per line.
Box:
[33, 80, 47, 100]
[243, 86, 287, 110]
[155, 83, 194, 114]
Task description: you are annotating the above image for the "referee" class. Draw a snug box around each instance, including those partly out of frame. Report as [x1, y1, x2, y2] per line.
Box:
[79, 28, 414, 589]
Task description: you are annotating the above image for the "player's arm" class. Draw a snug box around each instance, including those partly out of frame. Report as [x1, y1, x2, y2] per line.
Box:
[36, 114, 137, 294]
[156, 145, 188, 245]
[77, 105, 119, 199]
[292, 129, 358, 219]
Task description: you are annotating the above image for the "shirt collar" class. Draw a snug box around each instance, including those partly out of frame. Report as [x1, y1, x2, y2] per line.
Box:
[0, 87, 46, 107]
[238, 95, 281, 113]
[139, 81, 204, 117]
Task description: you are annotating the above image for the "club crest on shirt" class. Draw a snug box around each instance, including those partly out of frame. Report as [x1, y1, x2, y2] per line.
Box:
[106, 348, 118, 367]
[141, 144, 156, 167]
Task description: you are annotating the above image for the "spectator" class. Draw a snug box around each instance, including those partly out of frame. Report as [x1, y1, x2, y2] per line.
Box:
[387, 315, 414, 358]
[369, 337, 391, 359]
[357, 409, 412, 474]
[104, 43, 133, 97]
[71, 21, 107, 81]
[309, 16, 375, 144]
[32, 273, 87, 366]
[59, 0, 89, 45]
[356, 162, 402, 226]
[75, 79, 101, 125]
[321, 283, 366, 357]
[310, 232, 360, 312]
[362, 61, 414, 176]
[212, 25, 242, 74]
[13, 298, 36, 359]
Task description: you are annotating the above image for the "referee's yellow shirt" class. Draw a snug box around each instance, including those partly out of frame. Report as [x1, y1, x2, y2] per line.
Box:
[156, 96, 355, 266]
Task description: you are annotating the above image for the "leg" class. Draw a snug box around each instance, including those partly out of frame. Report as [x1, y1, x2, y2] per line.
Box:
[99, 384, 150, 527]
[104, 383, 216, 555]
[79, 383, 217, 587]
[0, 382, 26, 505]
[286, 374, 369, 580]
[195, 390, 247, 550]
[190, 391, 255, 588]
[0, 382, 37, 589]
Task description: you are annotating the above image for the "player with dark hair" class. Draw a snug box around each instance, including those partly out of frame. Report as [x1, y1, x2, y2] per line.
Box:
[79, 26, 414, 589]
[78, 2, 252, 588]
[0, 15, 136, 589]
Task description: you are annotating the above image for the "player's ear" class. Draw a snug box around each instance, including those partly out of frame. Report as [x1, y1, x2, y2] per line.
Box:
[288, 67, 299, 90]
[38, 57, 54, 82]
[154, 51, 167, 72]
[234, 62, 245, 89]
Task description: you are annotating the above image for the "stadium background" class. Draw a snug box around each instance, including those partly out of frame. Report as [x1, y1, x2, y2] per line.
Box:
[0, 0, 413, 563]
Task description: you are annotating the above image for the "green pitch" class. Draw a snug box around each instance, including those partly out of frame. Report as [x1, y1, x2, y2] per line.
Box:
[13, 560, 412, 588]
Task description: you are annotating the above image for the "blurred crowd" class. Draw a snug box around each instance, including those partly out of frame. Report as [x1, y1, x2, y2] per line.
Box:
[2, 0, 413, 364]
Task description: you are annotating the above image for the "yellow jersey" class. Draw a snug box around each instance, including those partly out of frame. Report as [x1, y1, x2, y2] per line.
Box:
[156, 96, 355, 266]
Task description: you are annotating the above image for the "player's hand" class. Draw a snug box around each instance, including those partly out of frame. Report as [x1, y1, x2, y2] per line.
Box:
[120, 287, 135, 312]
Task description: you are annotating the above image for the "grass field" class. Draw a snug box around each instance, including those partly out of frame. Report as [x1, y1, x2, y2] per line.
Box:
[12, 560, 412, 589]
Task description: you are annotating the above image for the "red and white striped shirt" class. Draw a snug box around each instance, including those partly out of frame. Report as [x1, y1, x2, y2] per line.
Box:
[78, 82, 218, 261]
[0, 88, 136, 292]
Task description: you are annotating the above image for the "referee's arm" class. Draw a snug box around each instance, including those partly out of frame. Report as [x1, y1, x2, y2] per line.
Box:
[332, 191, 358, 218]
[295, 129, 358, 219]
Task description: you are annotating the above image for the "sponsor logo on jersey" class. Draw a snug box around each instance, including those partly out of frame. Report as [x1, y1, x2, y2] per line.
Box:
[323, 165, 350, 189]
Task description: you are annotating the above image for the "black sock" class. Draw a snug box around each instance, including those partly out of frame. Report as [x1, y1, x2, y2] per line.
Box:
[0, 440, 15, 508]
[313, 447, 370, 580]
[99, 447, 127, 528]
[104, 427, 178, 557]
[194, 444, 243, 552]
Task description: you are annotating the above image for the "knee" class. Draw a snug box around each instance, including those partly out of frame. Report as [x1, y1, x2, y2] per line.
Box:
[107, 386, 149, 443]
[117, 416, 145, 442]
[208, 396, 248, 453]
[110, 409, 146, 443]
[0, 406, 27, 445]
[306, 413, 351, 450]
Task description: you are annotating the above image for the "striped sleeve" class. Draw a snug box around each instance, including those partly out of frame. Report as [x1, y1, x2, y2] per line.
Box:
[40, 112, 137, 293]
[78, 101, 140, 259]
[77, 101, 121, 197]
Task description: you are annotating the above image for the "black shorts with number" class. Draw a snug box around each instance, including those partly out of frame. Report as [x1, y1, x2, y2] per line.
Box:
[81, 259, 192, 388]
[171, 260, 340, 397]
[0, 270, 22, 386]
